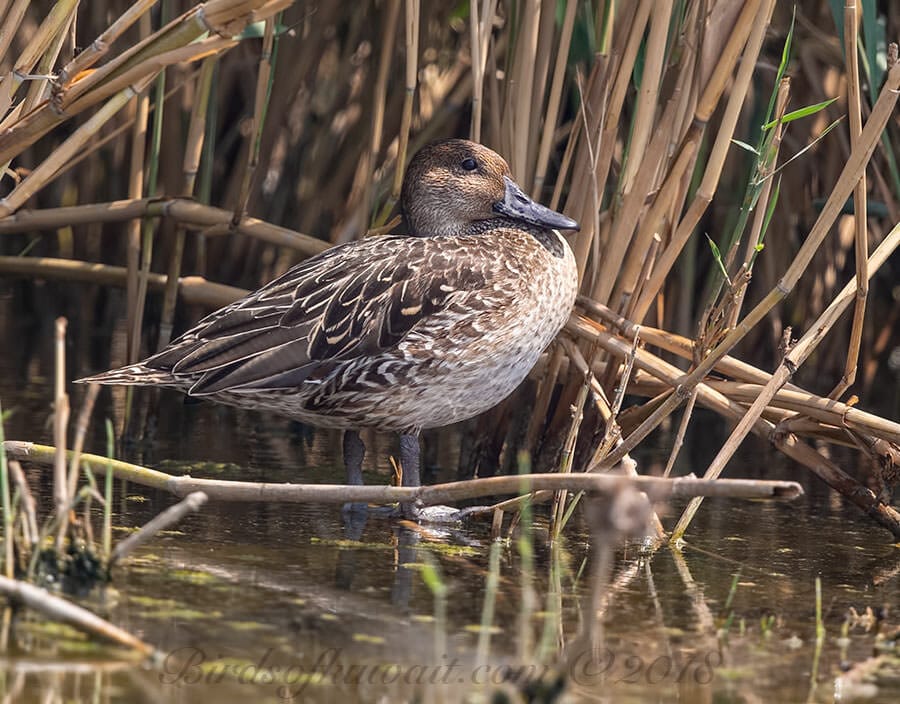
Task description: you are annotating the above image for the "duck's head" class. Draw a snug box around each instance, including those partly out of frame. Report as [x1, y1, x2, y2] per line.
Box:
[401, 138, 579, 237]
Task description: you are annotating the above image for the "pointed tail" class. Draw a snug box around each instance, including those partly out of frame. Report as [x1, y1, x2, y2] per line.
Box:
[76, 363, 178, 387]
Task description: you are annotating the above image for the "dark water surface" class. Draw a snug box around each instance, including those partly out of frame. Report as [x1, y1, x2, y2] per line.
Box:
[1, 290, 899, 703]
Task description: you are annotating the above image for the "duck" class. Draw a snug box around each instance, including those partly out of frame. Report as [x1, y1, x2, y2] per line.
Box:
[78, 139, 580, 519]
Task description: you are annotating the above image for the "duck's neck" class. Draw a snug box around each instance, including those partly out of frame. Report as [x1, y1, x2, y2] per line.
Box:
[459, 217, 568, 258]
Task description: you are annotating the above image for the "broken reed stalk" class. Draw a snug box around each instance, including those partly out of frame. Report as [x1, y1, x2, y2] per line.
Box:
[594, 326, 639, 458]
[671, 218, 900, 539]
[562, 335, 666, 541]
[0, 256, 249, 310]
[52, 318, 69, 553]
[0, 576, 154, 657]
[551, 365, 589, 540]
[0, 1, 287, 168]
[663, 388, 698, 478]
[56, 1, 235, 108]
[3, 442, 804, 506]
[0, 197, 327, 254]
[24, 64, 200, 207]
[109, 491, 208, 567]
[65, 383, 99, 515]
[627, 377, 874, 448]
[831, 0, 868, 399]
[8, 461, 38, 549]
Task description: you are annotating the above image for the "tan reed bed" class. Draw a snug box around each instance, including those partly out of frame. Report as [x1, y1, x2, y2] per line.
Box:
[481, 1, 900, 539]
[0, 2, 898, 542]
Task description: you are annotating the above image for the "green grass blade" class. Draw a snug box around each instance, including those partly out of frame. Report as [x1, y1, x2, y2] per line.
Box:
[771, 116, 844, 176]
[731, 138, 759, 155]
[763, 97, 838, 130]
[765, 5, 795, 124]
[706, 234, 731, 285]
[759, 176, 781, 244]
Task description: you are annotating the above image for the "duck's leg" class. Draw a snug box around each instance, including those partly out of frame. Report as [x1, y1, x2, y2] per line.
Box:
[398, 432, 461, 522]
[398, 434, 421, 487]
[342, 429, 367, 516]
[398, 433, 421, 519]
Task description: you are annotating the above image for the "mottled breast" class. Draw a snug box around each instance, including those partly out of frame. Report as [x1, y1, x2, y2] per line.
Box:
[338, 224, 578, 431]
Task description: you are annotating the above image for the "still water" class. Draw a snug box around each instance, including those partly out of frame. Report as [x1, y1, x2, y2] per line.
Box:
[0, 290, 898, 703]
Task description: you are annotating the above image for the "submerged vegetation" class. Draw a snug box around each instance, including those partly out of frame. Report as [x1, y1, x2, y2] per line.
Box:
[0, 0, 899, 701]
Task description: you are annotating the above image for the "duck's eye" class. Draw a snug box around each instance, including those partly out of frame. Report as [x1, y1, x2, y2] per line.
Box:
[461, 157, 478, 172]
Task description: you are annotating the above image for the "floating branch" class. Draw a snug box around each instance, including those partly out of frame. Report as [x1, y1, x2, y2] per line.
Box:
[4, 441, 802, 506]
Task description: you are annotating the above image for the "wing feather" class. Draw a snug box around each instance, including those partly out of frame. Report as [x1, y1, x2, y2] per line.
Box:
[146, 235, 492, 395]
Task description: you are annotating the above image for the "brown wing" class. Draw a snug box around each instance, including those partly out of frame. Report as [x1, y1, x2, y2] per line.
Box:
[144, 235, 489, 395]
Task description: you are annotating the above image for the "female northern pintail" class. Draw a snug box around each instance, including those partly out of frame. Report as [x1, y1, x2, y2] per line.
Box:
[79, 139, 580, 518]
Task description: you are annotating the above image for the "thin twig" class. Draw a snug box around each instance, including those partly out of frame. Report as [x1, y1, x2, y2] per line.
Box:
[663, 388, 698, 478]
[109, 491, 208, 566]
[65, 383, 99, 515]
[8, 461, 38, 548]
